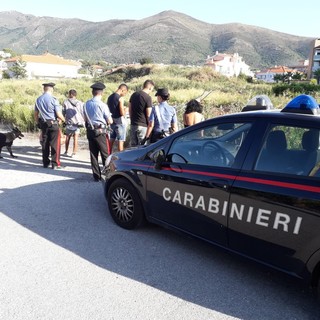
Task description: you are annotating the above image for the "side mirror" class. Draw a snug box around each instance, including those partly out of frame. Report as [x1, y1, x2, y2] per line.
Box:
[150, 149, 166, 170]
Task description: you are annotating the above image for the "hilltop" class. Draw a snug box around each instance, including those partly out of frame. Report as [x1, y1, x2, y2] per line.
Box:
[0, 10, 314, 68]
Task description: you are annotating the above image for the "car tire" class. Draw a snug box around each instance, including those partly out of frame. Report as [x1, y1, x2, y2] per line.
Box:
[107, 178, 145, 230]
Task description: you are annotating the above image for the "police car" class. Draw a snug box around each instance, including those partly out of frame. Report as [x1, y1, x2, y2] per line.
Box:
[101, 94, 320, 291]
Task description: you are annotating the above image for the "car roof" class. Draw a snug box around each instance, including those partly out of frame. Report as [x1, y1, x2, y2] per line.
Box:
[211, 109, 320, 123]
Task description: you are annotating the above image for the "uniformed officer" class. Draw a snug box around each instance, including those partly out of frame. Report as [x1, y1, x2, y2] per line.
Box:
[84, 82, 113, 181]
[143, 88, 178, 144]
[34, 82, 65, 169]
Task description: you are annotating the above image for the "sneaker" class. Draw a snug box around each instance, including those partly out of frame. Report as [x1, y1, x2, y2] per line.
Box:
[63, 151, 68, 156]
[52, 165, 66, 170]
[71, 153, 76, 158]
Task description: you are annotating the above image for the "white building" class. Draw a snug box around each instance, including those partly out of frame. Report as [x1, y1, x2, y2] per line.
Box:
[255, 66, 296, 83]
[205, 51, 253, 77]
[0, 51, 11, 59]
[5, 52, 82, 79]
[0, 60, 7, 71]
[307, 38, 320, 80]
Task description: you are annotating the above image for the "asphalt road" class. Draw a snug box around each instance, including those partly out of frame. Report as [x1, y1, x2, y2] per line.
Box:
[0, 134, 320, 320]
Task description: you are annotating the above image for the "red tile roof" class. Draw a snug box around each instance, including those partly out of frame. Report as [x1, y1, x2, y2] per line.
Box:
[6, 52, 80, 66]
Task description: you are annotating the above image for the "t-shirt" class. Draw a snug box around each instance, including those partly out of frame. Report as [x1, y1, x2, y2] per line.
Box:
[63, 98, 85, 126]
[129, 90, 152, 127]
[107, 92, 121, 118]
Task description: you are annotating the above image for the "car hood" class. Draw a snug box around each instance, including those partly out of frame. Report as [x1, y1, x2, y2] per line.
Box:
[111, 145, 149, 161]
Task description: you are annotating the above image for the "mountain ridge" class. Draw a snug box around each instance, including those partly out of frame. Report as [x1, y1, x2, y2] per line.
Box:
[0, 10, 314, 69]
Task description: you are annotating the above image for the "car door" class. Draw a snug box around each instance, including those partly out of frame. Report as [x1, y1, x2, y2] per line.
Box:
[145, 119, 255, 246]
[228, 120, 320, 276]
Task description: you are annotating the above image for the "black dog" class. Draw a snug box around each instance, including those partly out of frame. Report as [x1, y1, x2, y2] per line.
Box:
[0, 127, 24, 158]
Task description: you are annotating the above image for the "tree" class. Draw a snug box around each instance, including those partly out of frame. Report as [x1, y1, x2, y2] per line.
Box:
[273, 74, 283, 83]
[283, 72, 293, 84]
[2, 48, 17, 57]
[292, 72, 303, 81]
[313, 68, 320, 85]
[9, 58, 27, 79]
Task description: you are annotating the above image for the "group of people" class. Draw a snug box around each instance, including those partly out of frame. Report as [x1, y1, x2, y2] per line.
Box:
[34, 80, 205, 181]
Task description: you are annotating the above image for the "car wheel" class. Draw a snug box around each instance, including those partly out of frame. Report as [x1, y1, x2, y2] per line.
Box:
[107, 178, 145, 229]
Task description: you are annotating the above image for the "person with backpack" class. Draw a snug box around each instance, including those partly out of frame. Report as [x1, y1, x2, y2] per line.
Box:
[62, 89, 85, 157]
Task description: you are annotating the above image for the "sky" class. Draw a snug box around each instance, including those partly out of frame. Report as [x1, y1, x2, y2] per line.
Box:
[0, 0, 318, 38]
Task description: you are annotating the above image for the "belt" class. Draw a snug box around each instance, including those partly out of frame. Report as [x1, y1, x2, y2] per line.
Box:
[93, 124, 106, 129]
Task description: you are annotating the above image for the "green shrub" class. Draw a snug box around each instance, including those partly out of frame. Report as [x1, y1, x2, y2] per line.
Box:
[0, 65, 319, 132]
[272, 82, 320, 97]
[0, 103, 34, 131]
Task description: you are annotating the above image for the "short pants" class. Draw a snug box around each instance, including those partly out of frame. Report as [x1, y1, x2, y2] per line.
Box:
[65, 124, 80, 136]
[110, 123, 126, 141]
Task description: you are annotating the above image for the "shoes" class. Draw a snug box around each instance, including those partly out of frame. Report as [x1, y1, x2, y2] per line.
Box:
[93, 177, 101, 182]
[43, 164, 49, 168]
[63, 151, 69, 156]
[52, 165, 66, 170]
[71, 153, 76, 158]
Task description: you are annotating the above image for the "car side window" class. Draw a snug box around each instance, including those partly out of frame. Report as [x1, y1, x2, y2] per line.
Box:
[254, 125, 320, 176]
[167, 122, 252, 168]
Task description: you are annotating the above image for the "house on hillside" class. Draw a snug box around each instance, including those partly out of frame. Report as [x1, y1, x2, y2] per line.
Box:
[255, 66, 297, 83]
[0, 51, 11, 59]
[307, 38, 320, 80]
[289, 59, 309, 74]
[5, 52, 82, 80]
[205, 51, 253, 78]
[0, 60, 8, 80]
[0, 60, 7, 71]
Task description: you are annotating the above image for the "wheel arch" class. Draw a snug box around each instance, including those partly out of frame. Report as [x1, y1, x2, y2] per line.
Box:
[306, 248, 320, 287]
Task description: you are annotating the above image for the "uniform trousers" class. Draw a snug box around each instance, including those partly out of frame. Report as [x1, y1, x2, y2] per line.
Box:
[41, 123, 61, 167]
[87, 129, 110, 180]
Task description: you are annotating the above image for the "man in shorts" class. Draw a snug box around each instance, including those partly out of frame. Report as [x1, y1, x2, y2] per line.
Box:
[107, 83, 128, 152]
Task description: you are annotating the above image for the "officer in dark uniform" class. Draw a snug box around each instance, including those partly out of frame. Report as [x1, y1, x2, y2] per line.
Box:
[34, 82, 65, 169]
[84, 82, 113, 181]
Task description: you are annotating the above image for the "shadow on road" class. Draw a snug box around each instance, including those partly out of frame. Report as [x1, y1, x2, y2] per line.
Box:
[1, 143, 320, 320]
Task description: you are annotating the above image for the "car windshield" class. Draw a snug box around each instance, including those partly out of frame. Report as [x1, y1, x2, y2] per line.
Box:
[167, 122, 252, 167]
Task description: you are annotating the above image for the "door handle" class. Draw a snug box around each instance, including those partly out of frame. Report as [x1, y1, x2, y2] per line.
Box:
[168, 164, 183, 173]
[208, 179, 230, 190]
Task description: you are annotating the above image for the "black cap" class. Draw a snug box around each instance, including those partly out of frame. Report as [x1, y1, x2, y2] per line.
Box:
[155, 88, 169, 96]
[90, 82, 106, 90]
[42, 82, 55, 87]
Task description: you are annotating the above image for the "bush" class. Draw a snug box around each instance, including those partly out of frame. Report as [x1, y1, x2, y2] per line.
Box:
[0, 65, 319, 131]
[0, 103, 34, 131]
[272, 83, 320, 96]
[187, 67, 222, 82]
